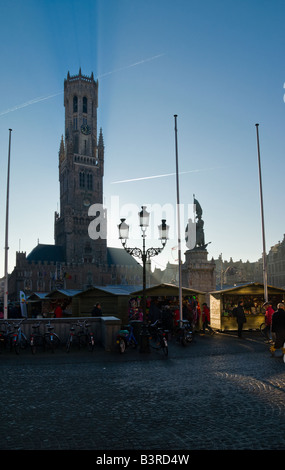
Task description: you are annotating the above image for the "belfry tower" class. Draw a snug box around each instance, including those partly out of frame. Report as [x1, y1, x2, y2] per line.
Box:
[54, 69, 107, 265]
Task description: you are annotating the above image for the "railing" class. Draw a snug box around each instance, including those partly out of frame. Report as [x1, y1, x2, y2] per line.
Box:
[0, 316, 122, 351]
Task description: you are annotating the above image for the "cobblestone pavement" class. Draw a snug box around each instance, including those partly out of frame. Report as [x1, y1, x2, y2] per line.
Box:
[0, 331, 285, 451]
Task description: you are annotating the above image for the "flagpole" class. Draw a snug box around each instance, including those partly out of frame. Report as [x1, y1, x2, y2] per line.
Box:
[174, 115, 183, 322]
[4, 129, 12, 320]
[255, 123, 268, 302]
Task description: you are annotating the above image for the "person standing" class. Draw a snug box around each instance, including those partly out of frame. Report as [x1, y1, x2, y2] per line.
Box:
[91, 303, 102, 316]
[262, 302, 274, 342]
[234, 301, 246, 338]
[271, 303, 285, 352]
[201, 303, 213, 335]
[54, 304, 63, 318]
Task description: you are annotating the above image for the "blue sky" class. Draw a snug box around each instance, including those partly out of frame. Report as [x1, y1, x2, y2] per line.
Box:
[0, 0, 284, 278]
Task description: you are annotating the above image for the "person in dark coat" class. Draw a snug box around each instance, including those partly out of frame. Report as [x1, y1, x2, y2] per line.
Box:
[234, 301, 246, 338]
[271, 303, 285, 350]
[91, 303, 102, 316]
[148, 299, 161, 324]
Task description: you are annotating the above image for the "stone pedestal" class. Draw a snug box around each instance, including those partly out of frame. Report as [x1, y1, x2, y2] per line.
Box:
[182, 249, 216, 293]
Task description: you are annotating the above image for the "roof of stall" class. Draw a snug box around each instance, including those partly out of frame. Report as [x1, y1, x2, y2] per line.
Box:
[130, 283, 205, 297]
[46, 289, 83, 299]
[27, 292, 50, 301]
[210, 282, 285, 295]
[74, 285, 142, 297]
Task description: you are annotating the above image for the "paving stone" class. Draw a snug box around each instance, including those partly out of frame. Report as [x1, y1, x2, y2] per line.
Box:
[0, 331, 284, 450]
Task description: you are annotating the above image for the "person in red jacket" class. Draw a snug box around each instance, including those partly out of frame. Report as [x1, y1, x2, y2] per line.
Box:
[54, 305, 63, 318]
[262, 302, 274, 342]
[201, 303, 214, 335]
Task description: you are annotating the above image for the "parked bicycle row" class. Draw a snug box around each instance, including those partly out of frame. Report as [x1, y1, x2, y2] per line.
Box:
[0, 319, 96, 355]
[0, 317, 196, 357]
[116, 318, 194, 357]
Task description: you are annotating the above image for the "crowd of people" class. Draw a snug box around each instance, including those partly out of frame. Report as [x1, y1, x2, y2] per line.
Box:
[127, 295, 213, 335]
[262, 301, 285, 354]
[231, 299, 285, 352]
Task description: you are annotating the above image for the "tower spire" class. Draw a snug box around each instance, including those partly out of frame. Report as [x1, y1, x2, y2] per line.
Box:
[98, 127, 104, 148]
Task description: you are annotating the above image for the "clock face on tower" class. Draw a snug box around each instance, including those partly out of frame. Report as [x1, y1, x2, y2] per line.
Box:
[81, 124, 91, 135]
[83, 198, 91, 207]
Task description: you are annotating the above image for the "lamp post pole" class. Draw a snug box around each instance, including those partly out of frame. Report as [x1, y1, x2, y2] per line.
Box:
[118, 207, 169, 352]
[174, 115, 183, 323]
[4, 129, 12, 320]
[255, 123, 268, 303]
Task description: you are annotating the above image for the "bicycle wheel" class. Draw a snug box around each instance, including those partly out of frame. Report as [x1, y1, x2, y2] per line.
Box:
[119, 338, 126, 353]
[52, 333, 61, 351]
[66, 337, 72, 353]
[79, 334, 88, 349]
[161, 337, 168, 356]
[87, 334, 95, 352]
[130, 338, 138, 349]
[259, 323, 267, 339]
[14, 339, 20, 355]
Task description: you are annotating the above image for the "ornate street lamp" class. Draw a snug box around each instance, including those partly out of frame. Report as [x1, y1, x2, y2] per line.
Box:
[118, 206, 169, 352]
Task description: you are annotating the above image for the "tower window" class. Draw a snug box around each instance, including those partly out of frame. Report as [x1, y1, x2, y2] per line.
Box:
[87, 173, 93, 190]
[83, 96, 87, 113]
[73, 95, 78, 113]
[79, 171, 85, 188]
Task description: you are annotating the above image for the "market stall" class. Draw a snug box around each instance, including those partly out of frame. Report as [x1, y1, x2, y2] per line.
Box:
[130, 283, 206, 330]
[209, 282, 285, 331]
[74, 285, 136, 322]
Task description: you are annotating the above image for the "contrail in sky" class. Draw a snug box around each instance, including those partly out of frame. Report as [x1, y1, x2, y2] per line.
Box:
[0, 92, 62, 116]
[98, 53, 166, 78]
[111, 168, 216, 184]
[0, 54, 165, 116]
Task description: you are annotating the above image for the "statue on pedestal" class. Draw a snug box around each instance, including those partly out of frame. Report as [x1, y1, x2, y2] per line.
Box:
[185, 197, 211, 251]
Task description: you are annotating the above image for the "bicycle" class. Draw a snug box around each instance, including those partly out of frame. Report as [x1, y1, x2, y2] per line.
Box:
[0, 321, 14, 352]
[66, 321, 95, 352]
[44, 321, 61, 352]
[148, 320, 169, 356]
[175, 319, 193, 346]
[259, 322, 273, 342]
[29, 322, 46, 354]
[11, 319, 28, 354]
[66, 323, 77, 352]
[74, 320, 94, 350]
[116, 324, 138, 353]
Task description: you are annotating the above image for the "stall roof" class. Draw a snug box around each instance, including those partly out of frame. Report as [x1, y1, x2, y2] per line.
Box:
[46, 289, 83, 298]
[27, 292, 49, 301]
[75, 285, 142, 297]
[130, 283, 205, 297]
[210, 282, 285, 295]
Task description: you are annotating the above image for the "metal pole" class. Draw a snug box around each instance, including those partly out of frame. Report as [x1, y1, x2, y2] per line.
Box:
[174, 115, 183, 322]
[4, 129, 12, 320]
[255, 123, 268, 302]
[142, 230, 146, 323]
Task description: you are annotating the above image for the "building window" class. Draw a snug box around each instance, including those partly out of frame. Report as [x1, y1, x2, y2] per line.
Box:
[87, 173, 93, 190]
[79, 171, 85, 188]
[83, 96, 87, 113]
[73, 95, 78, 113]
[73, 117, 78, 130]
